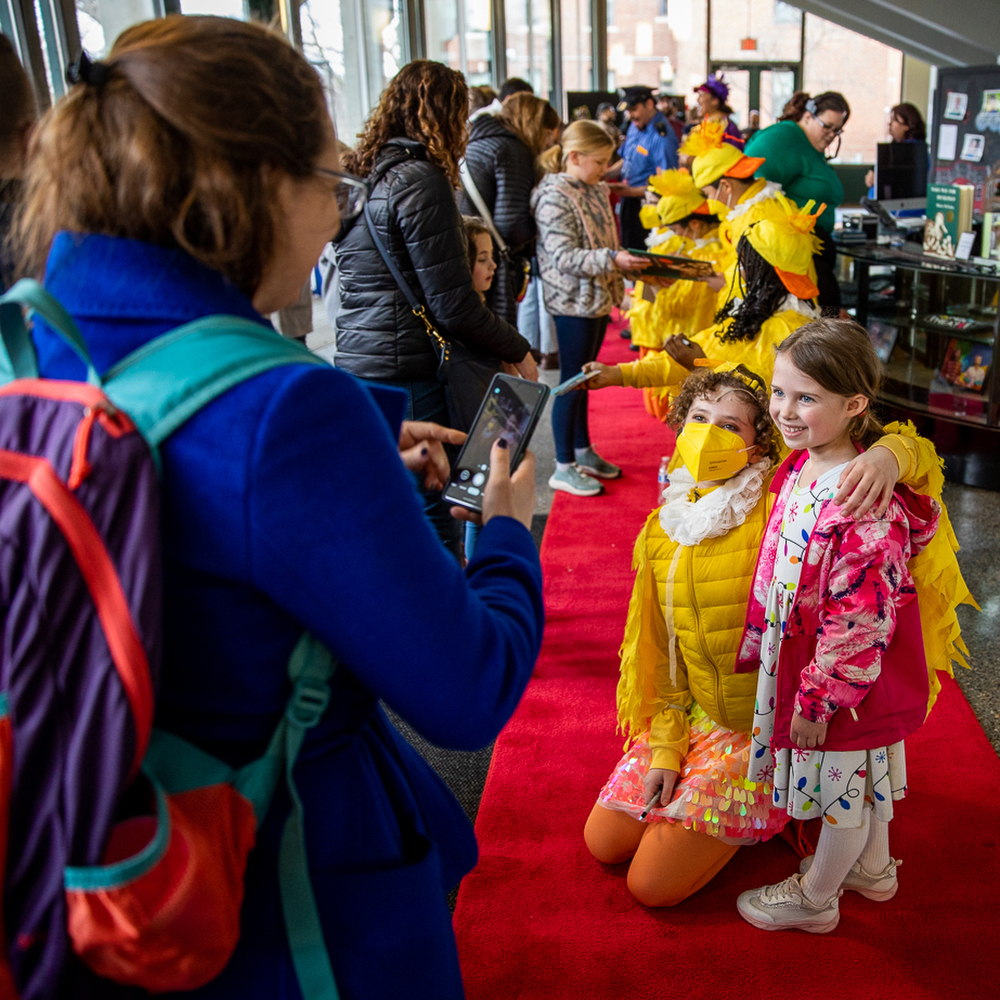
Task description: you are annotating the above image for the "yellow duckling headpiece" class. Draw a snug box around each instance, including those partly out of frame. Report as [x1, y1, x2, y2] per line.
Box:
[742, 194, 825, 300]
[639, 169, 708, 229]
[680, 120, 765, 191]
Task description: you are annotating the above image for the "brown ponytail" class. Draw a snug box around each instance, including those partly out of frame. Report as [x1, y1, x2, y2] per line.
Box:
[15, 15, 328, 296]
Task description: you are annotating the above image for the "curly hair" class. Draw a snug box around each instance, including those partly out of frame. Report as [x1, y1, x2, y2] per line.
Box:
[344, 60, 468, 187]
[668, 367, 780, 467]
[714, 235, 791, 343]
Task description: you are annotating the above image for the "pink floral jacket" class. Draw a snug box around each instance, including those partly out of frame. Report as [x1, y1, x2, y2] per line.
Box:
[735, 450, 940, 752]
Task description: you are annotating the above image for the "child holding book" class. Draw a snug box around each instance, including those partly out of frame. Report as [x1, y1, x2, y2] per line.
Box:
[735, 320, 939, 933]
[531, 120, 651, 497]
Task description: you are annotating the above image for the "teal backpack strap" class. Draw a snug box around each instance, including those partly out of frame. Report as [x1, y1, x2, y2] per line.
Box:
[144, 633, 341, 1000]
[101, 314, 328, 453]
[0, 278, 102, 385]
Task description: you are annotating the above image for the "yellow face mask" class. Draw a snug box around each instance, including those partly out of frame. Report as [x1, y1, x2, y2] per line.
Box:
[675, 422, 751, 483]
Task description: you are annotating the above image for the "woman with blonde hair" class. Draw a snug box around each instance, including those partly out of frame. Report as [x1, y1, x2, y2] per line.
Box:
[9, 17, 544, 998]
[532, 120, 650, 496]
[335, 59, 536, 558]
[458, 92, 561, 328]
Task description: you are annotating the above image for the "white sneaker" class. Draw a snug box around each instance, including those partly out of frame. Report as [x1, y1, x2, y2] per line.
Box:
[548, 465, 604, 497]
[737, 873, 840, 934]
[799, 854, 900, 901]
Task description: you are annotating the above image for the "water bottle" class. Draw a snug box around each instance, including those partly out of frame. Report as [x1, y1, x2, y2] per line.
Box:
[656, 455, 671, 506]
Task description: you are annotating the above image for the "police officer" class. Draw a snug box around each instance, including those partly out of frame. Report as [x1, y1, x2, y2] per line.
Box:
[606, 85, 679, 252]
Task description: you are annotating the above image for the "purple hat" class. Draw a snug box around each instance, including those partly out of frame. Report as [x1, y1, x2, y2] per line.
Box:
[695, 73, 729, 103]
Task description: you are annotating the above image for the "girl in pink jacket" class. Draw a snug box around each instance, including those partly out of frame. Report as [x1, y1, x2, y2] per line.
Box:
[735, 319, 939, 934]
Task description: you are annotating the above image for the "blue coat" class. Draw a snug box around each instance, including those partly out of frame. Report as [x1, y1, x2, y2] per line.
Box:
[32, 233, 545, 999]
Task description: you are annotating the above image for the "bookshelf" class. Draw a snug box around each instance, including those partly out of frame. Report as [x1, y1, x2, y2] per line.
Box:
[837, 241, 1000, 489]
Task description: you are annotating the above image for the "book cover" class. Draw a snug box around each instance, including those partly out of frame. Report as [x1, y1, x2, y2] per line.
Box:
[624, 249, 717, 281]
[924, 183, 974, 258]
[940, 338, 992, 392]
[867, 320, 899, 363]
[982, 211, 1000, 260]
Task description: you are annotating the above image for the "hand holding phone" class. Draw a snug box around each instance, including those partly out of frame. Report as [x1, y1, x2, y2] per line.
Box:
[552, 369, 601, 395]
[444, 374, 549, 515]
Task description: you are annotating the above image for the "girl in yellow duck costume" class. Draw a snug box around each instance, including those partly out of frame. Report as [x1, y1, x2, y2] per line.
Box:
[584, 195, 824, 407]
[583, 360, 974, 908]
[629, 170, 728, 420]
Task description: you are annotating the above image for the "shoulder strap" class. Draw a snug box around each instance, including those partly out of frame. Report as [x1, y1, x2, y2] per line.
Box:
[362, 204, 448, 353]
[101, 315, 326, 450]
[459, 160, 510, 256]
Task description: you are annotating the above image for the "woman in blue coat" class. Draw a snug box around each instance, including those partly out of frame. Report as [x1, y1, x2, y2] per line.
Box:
[13, 15, 544, 1000]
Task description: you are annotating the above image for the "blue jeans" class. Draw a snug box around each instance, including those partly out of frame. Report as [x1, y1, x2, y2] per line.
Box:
[551, 315, 609, 464]
[365, 376, 463, 561]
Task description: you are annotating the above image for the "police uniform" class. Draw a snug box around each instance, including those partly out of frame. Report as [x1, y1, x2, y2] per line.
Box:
[617, 87, 680, 251]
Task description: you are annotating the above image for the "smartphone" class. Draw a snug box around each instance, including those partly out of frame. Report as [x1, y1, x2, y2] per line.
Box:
[443, 374, 550, 513]
[552, 369, 600, 396]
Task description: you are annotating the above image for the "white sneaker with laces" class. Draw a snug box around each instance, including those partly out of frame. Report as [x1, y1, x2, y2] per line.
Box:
[548, 465, 604, 497]
[737, 873, 841, 933]
[799, 854, 900, 901]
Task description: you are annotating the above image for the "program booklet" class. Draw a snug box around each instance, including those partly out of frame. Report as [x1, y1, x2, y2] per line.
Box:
[625, 249, 718, 282]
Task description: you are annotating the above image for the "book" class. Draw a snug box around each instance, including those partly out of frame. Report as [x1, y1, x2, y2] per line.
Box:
[624, 249, 717, 281]
[982, 211, 1000, 260]
[867, 320, 899, 363]
[939, 338, 992, 392]
[923, 183, 974, 258]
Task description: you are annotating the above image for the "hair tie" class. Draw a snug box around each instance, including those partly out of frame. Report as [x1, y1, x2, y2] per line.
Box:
[805, 98, 818, 116]
[66, 52, 111, 88]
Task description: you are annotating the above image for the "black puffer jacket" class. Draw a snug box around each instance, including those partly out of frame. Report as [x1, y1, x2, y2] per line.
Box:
[458, 114, 537, 327]
[334, 138, 529, 382]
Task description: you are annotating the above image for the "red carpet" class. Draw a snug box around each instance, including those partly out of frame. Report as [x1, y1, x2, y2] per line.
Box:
[453, 317, 1000, 1000]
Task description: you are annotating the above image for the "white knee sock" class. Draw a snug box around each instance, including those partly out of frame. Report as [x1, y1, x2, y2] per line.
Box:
[801, 809, 870, 904]
[858, 814, 891, 873]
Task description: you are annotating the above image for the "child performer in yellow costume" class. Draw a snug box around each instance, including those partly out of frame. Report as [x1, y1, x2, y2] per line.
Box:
[584, 194, 823, 402]
[629, 170, 727, 421]
[584, 358, 974, 908]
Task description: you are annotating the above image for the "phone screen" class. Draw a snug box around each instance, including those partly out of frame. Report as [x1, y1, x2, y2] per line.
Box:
[444, 375, 549, 511]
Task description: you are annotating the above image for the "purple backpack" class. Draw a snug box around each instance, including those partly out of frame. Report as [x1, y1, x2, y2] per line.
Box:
[0, 281, 340, 1000]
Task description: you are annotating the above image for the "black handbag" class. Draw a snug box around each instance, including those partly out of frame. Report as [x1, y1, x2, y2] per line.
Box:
[363, 203, 501, 432]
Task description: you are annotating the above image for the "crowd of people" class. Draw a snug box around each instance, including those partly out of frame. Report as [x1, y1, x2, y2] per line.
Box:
[0, 14, 971, 1000]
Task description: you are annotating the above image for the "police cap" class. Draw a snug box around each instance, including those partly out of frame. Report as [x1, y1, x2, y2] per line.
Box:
[617, 85, 655, 111]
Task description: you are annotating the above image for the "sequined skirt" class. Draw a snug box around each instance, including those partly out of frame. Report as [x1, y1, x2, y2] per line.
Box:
[597, 703, 787, 841]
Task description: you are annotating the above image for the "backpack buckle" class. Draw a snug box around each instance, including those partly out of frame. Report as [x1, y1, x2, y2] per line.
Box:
[286, 678, 330, 729]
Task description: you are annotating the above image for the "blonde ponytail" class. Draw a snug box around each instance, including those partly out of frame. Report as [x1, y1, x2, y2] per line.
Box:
[540, 120, 615, 174]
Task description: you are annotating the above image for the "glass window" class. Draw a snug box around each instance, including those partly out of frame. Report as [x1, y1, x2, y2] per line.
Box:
[561, 0, 590, 93]
[803, 12, 902, 165]
[709, 0, 801, 63]
[301, 0, 403, 149]
[75, 0, 162, 59]
[504, 0, 552, 100]
[425, 0, 491, 85]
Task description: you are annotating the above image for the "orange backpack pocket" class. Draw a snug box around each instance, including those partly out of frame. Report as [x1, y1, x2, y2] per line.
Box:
[65, 771, 258, 992]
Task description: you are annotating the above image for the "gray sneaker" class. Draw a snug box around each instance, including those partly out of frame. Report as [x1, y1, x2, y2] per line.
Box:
[737, 873, 840, 933]
[799, 854, 900, 901]
[574, 448, 622, 480]
[548, 465, 604, 497]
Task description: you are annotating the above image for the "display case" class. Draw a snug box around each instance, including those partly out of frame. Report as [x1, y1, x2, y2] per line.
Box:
[837, 242, 1000, 489]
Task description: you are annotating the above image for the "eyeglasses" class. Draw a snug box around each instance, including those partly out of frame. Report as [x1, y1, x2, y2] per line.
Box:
[314, 166, 369, 222]
[812, 114, 846, 138]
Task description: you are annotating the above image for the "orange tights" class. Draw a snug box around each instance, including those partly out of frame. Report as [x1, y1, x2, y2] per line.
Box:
[583, 803, 739, 907]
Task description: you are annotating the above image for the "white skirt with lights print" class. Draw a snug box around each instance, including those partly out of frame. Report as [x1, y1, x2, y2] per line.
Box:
[749, 665, 907, 828]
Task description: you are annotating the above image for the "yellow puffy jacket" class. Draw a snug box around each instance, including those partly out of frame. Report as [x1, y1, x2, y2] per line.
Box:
[629, 233, 727, 351]
[616, 423, 976, 774]
[619, 305, 815, 396]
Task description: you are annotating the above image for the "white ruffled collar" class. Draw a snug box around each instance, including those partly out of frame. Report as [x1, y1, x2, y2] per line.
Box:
[728, 180, 784, 221]
[658, 459, 770, 546]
